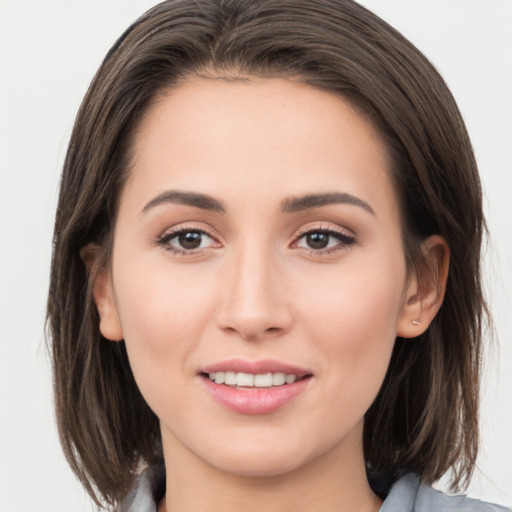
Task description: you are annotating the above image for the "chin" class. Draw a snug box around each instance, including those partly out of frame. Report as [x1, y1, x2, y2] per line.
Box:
[197, 431, 327, 478]
[213, 454, 307, 478]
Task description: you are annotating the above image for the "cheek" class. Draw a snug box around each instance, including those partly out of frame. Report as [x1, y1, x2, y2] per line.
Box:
[110, 254, 215, 403]
[114, 248, 215, 335]
[298, 256, 405, 410]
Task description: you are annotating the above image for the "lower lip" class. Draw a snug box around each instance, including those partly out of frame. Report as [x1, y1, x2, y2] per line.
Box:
[201, 376, 311, 415]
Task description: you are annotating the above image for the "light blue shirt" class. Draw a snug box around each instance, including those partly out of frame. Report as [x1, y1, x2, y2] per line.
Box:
[380, 473, 509, 512]
[117, 465, 510, 512]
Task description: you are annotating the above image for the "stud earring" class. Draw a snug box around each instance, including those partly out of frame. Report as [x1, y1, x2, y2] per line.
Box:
[412, 319, 421, 326]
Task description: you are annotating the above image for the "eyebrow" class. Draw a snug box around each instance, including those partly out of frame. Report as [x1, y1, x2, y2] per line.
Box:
[141, 190, 374, 216]
[282, 192, 375, 215]
[141, 190, 225, 214]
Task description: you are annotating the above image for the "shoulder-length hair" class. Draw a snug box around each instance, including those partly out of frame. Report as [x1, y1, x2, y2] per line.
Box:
[47, 0, 486, 507]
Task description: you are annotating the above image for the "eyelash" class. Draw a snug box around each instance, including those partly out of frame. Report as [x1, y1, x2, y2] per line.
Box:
[156, 225, 219, 255]
[156, 225, 356, 256]
[293, 226, 357, 255]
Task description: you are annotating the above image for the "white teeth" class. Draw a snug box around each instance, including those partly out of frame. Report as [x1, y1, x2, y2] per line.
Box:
[285, 374, 297, 384]
[207, 371, 300, 387]
[272, 372, 286, 386]
[224, 371, 237, 385]
[254, 373, 273, 387]
[237, 372, 254, 387]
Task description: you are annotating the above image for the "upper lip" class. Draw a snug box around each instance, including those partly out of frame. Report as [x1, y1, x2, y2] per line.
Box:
[201, 358, 312, 378]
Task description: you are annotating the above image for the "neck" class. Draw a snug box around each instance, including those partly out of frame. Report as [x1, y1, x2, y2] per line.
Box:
[158, 424, 382, 512]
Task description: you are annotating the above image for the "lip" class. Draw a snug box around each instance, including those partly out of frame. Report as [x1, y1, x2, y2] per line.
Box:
[201, 358, 311, 378]
[199, 359, 313, 415]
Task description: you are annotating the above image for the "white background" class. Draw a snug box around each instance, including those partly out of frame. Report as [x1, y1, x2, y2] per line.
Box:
[0, 1, 510, 510]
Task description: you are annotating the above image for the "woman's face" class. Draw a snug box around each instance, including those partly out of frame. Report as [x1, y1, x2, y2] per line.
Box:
[99, 77, 417, 477]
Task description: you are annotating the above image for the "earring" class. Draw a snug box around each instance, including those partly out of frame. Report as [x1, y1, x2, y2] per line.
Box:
[412, 319, 421, 326]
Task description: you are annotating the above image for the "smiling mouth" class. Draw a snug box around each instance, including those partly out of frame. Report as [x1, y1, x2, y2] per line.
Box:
[200, 362, 313, 414]
[202, 371, 311, 388]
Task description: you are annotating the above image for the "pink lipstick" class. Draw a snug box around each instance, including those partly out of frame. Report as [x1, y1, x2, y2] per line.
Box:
[200, 359, 312, 415]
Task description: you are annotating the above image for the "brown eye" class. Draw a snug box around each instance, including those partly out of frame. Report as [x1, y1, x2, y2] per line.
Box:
[158, 228, 218, 253]
[306, 232, 330, 249]
[178, 231, 202, 249]
[295, 229, 356, 253]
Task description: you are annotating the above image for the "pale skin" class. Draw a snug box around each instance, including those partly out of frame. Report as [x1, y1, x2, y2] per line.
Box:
[90, 76, 449, 512]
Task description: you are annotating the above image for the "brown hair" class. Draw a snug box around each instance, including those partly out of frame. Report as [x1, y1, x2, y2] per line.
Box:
[47, 0, 486, 506]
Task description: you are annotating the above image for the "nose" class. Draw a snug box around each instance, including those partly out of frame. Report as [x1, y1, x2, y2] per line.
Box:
[215, 245, 293, 341]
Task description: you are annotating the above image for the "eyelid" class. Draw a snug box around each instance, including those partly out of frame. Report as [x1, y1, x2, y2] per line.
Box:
[154, 221, 356, 256]
[291, 223, 357, 254]
[294, 223, 355, 239]
[156, 223, 222, 254]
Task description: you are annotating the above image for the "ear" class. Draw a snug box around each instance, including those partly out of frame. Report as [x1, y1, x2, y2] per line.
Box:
[80, 243, 124, 342]
[397, 235, 450, 338]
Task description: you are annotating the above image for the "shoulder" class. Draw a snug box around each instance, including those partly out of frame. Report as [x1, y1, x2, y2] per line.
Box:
[380, 473, 510, 512]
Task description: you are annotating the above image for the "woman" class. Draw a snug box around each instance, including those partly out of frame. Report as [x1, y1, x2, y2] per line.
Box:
[46, 1, 509, 510]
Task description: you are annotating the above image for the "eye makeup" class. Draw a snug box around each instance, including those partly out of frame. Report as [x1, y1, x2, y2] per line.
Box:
[156, 224, 221, 256]
[294, 228, 356, 253]
[292, 225, 357, 256]
[155, 221, 357, 258]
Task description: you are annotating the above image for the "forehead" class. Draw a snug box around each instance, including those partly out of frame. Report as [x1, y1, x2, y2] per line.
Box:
[124, 76, 397, 218]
